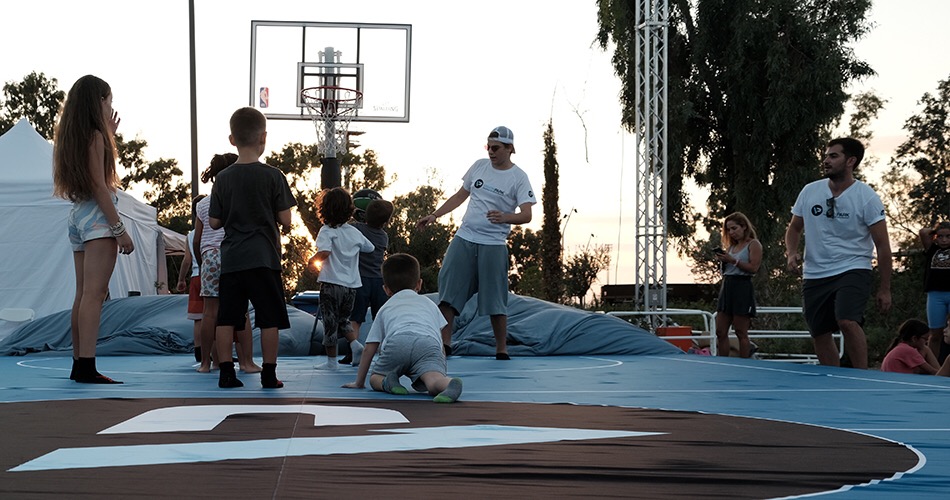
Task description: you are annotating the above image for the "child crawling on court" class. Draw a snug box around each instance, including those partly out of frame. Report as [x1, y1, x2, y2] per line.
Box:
[342, 253, 463, 403]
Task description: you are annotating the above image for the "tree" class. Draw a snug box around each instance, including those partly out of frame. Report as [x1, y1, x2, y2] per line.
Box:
[563, 244, 612, 307]
[869, 75, 950, 348]
[267, 142, 324, 239]
[597, 0, 875, 304]
[282, 234, 318, 301]
[846, 91, 887, 145]
[507, 227, 543, 296]
[540, 120, 564, 302]
[885, 74, 950, 228]
[116, 134, 191, 233]
[268, 145, 394, 241]
[388, 173, 457, 293]
[342, 149, 394, 194]
[0, 72, 64, 139]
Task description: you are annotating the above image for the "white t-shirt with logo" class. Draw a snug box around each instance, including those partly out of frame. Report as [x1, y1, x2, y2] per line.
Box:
[454, 159, 536, 245]
[790, 179, 885, 279]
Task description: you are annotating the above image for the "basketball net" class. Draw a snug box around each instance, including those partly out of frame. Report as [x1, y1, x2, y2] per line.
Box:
[301, 86, 362, 158]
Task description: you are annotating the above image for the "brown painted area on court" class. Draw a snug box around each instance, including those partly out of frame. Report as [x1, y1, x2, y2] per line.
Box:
[1, 398, 917, 499]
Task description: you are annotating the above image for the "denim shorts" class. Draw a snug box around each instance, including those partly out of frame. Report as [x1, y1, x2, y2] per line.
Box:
[67, 194, 118, 251]
[926, 291, 950, 329]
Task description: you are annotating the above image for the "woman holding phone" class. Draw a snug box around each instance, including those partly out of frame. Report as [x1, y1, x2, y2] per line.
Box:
[713, 212, 762, 358]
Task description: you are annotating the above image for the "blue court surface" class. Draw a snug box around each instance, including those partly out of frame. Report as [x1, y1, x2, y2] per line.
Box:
[1, 351, 948, 498]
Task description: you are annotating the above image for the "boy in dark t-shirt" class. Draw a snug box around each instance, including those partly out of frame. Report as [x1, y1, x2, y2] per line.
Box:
[209, 107, 297, 389]
[343, 199, 395, 365]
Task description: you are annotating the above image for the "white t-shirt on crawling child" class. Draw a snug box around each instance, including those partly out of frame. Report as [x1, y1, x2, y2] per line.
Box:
[366, 289, 447, 351]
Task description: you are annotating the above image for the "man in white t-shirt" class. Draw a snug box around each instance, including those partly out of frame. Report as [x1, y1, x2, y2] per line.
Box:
[416, 126, 537, 360]
[785, 137, 892, 369]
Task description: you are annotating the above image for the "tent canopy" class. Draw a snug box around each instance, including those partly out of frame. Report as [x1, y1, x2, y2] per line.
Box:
[0, 119, 186, 335]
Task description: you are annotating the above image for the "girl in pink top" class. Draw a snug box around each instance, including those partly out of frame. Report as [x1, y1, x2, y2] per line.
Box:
[881, 319, 939, 374]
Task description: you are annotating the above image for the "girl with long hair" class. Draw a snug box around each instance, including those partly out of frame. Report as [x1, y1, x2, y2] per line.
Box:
[53, 75, 131, 384]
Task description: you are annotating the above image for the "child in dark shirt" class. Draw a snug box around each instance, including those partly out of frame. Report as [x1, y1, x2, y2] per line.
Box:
[342, 199, 395, 365]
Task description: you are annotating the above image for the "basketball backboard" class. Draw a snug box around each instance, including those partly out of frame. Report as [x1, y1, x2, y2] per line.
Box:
[249, 21, 411, 122]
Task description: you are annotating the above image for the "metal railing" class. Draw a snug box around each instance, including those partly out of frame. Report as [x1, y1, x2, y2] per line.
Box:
[721, 306, 843, 363]
[606, 308, 715, 352]
[605, 306, 844, 364]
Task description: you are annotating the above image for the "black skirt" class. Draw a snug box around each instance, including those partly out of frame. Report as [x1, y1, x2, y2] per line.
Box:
[716, 275, 756, 317]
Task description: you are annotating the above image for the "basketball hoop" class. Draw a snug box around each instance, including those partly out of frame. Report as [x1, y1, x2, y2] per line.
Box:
[300, 86, 362, 158]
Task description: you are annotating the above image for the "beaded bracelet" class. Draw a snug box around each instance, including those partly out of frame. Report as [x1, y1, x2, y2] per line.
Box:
[110, 220, 126, 237]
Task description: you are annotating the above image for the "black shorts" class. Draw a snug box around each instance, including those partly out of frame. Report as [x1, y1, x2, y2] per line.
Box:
[349, 277, 388, 322]
[802, 269, 871, 337]
[217, 268, 290, 330]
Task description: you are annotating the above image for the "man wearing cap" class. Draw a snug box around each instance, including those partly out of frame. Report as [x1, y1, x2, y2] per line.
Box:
[416, 126, 537, 360]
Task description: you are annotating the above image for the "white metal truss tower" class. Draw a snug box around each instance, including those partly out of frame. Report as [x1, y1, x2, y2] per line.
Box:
[634, 0, 669, 313]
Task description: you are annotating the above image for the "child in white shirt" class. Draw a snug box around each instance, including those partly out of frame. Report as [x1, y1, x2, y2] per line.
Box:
[313, 187, 374, 370]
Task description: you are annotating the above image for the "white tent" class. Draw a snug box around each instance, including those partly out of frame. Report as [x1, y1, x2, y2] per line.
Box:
[0, 119, 185, 335]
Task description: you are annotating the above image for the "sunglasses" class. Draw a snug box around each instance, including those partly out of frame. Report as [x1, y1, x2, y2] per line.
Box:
[485, 144, 506, 153]
[825, 197, 836, 219]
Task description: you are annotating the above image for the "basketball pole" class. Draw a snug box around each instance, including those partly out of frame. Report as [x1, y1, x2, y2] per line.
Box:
[317, 50, 344, 190]
[321, 157, 341, 189]
[188, 0, 199, 199]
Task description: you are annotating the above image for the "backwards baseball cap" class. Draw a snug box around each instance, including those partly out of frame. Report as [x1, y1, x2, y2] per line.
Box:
[488, 126, 514, 145]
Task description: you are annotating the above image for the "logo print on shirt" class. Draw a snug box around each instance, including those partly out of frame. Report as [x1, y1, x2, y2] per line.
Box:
[473, 179, 506, 196]
[812, 204, 849, 219]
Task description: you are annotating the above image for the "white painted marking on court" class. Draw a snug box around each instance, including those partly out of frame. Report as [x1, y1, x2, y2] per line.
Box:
[11, 425, 659, 472]
[447, 356, 624, 376]
[663, 355, 950, 390]
[826, 373, 950, 390]
[12, 356, 625, 378]
[460, 387, 945, 395]
[99, 404, 408, 434]
[660, 355, 826, 375]
[850, 428, 950, 432]
[14, 357, 205, 377]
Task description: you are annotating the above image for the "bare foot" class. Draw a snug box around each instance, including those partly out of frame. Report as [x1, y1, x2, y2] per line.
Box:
[241, 363, 262, 374]
[197, 363, 211, 373]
